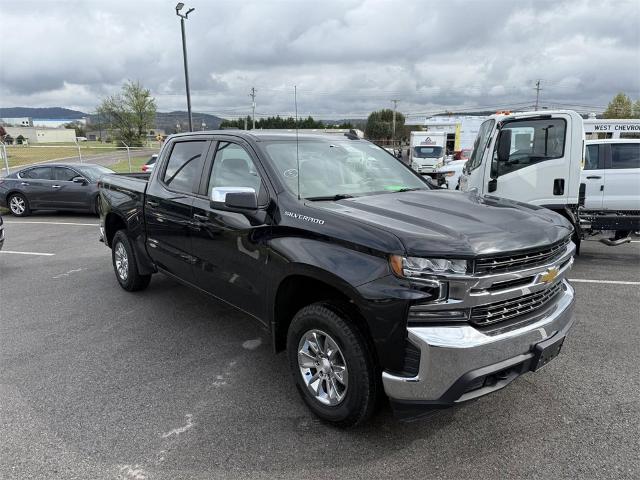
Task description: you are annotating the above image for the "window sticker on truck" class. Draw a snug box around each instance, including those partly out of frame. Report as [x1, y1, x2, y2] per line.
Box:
[284, 211, 325, 225]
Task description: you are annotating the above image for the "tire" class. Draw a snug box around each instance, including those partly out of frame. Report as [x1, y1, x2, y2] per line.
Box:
[111, 230, 151, 291]
[287, 302, 378, 427]
[8, 193, 30, 217]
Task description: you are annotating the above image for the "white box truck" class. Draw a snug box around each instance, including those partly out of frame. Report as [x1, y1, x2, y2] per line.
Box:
[409, 131, 446, 174]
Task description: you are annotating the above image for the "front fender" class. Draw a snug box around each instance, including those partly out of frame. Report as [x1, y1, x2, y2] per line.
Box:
[267, 236, 417, 372]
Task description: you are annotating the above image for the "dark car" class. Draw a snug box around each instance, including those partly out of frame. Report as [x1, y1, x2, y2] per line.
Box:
[0, 163, 115, 217]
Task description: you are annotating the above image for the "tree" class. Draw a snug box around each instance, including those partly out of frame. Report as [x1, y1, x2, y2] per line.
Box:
[64, 121, 86, 138]
[633, 100, 640, 119]
[603, 92, 634, 119]
[365, 109, 406, 141]
[220, 115, 330, 130]
[97, 81, 157, 146]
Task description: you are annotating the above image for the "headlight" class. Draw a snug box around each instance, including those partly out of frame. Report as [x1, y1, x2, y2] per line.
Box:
[389, 255, 468, 278]
[443, 171, 455, 177]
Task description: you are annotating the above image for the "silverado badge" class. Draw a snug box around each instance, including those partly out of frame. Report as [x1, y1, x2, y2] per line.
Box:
[540, 267, 560, 284]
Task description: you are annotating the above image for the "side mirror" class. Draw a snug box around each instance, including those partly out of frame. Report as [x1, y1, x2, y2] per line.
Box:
[72, 176, 88, 184]
[211, 186, 257, 210]
[496, 129, 512, 165]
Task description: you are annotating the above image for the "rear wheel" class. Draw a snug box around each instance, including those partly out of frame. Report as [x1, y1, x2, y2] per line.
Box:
[8, 193, 30, 217]
[287, 302, 378, 427]
[111, 230, 151, 291]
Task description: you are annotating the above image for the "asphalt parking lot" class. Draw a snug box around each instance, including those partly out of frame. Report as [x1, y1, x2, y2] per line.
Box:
[1, 214, 639, 480]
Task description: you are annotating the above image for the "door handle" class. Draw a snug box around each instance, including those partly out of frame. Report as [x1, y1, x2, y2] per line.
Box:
[20, 182, 30, 186]
[586, 176, 602, 179]
[146, 200, 159, 208]
[193, 213, 209, 222]
[52, 185, 62, 189]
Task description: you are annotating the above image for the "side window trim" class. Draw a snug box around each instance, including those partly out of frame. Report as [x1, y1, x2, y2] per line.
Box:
[158, 138, 211, 196]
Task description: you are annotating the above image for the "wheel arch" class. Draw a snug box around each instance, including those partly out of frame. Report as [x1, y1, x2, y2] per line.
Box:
[271, 269, 375, 360]
[104, 211, 127, 247]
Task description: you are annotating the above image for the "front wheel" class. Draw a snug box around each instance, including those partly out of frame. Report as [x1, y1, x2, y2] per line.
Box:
[111, 230, 151, 291]
[287, 303, 378, 427]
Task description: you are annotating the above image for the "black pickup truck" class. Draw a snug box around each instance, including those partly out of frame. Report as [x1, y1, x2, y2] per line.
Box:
[99, 130, 576, 426]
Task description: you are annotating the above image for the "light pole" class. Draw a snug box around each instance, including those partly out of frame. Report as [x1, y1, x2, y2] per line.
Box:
[176, 3, 195, 131]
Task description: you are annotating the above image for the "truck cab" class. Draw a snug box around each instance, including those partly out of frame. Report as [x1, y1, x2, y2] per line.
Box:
[459, 110, 640, 248]
[459, 110, 584, 210]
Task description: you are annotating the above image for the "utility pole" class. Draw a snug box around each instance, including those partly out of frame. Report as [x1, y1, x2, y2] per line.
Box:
[249, 87, 257, 129]
[391, 99, 399, 144]
[534, 80, 542, 110]
[175, 3, 195, 131]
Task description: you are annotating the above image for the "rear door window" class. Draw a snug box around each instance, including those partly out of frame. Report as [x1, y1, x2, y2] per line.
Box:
[21, 167, 53, 179]
[162, 141, 207, 193]
[610, 143, 640, 169]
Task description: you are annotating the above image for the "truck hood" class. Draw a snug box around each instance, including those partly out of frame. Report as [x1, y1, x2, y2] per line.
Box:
[310, 190, 572, 257]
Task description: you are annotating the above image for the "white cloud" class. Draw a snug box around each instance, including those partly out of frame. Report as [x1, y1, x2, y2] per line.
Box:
[0, 0, 638, 118]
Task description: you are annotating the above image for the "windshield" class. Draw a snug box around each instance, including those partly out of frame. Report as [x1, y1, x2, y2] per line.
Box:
[413, 146, 443, 158]
[465, 119, 495, 172]
[262, 139, 429, 199]
[74, 165, 115, 181]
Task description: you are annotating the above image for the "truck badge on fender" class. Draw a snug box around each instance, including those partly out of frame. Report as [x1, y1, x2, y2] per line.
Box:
[284, 211, 325, 225]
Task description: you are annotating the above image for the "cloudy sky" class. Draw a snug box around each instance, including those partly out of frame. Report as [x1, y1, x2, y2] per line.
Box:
[1, 0, 638, 119]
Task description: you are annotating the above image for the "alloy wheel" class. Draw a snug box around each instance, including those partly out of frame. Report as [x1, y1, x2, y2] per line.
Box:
[297, 329, 349, 406]
[9, 196, 25, 215]
[114, 242, 129, 281]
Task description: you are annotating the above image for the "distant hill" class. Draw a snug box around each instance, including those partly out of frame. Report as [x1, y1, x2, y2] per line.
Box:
[0, 107, 86, 119]
[154, 111, 224, 132]
[85, 110, 224, 133]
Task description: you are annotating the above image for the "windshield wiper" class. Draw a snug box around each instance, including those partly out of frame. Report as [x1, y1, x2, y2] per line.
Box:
[305, 194, 355, 201]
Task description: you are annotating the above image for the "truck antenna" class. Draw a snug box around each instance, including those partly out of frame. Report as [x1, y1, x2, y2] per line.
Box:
[295, 85, 300, 200]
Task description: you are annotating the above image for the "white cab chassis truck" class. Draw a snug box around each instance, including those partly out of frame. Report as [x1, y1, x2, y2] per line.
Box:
[459, 110, 640, 252]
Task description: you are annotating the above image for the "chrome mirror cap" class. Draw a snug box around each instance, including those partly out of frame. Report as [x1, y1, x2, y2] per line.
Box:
[211, 186, 256, 203]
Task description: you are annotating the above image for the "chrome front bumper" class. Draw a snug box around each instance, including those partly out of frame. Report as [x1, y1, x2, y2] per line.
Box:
[383, 280, 575, 403]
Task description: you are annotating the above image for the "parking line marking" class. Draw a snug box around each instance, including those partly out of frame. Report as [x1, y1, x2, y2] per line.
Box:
[2, 221, 98, 226]
[0, 250, 55, 256]
[569, 278, 640, 285]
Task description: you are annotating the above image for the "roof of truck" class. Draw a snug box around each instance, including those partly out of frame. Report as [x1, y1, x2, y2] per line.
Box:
[167, 130, 362, 142]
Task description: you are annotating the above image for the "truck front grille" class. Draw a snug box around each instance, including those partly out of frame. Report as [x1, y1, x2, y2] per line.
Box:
[474, 238, 570, 274]
[469, 281, 563, 327]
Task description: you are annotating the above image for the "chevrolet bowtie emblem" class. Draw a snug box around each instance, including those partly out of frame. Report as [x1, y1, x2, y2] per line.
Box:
[540, 267, 559, 284]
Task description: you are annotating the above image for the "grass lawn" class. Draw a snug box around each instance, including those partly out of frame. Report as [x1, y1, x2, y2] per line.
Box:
[109, 155, 150, 173]
[2, 142, 160, 169]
